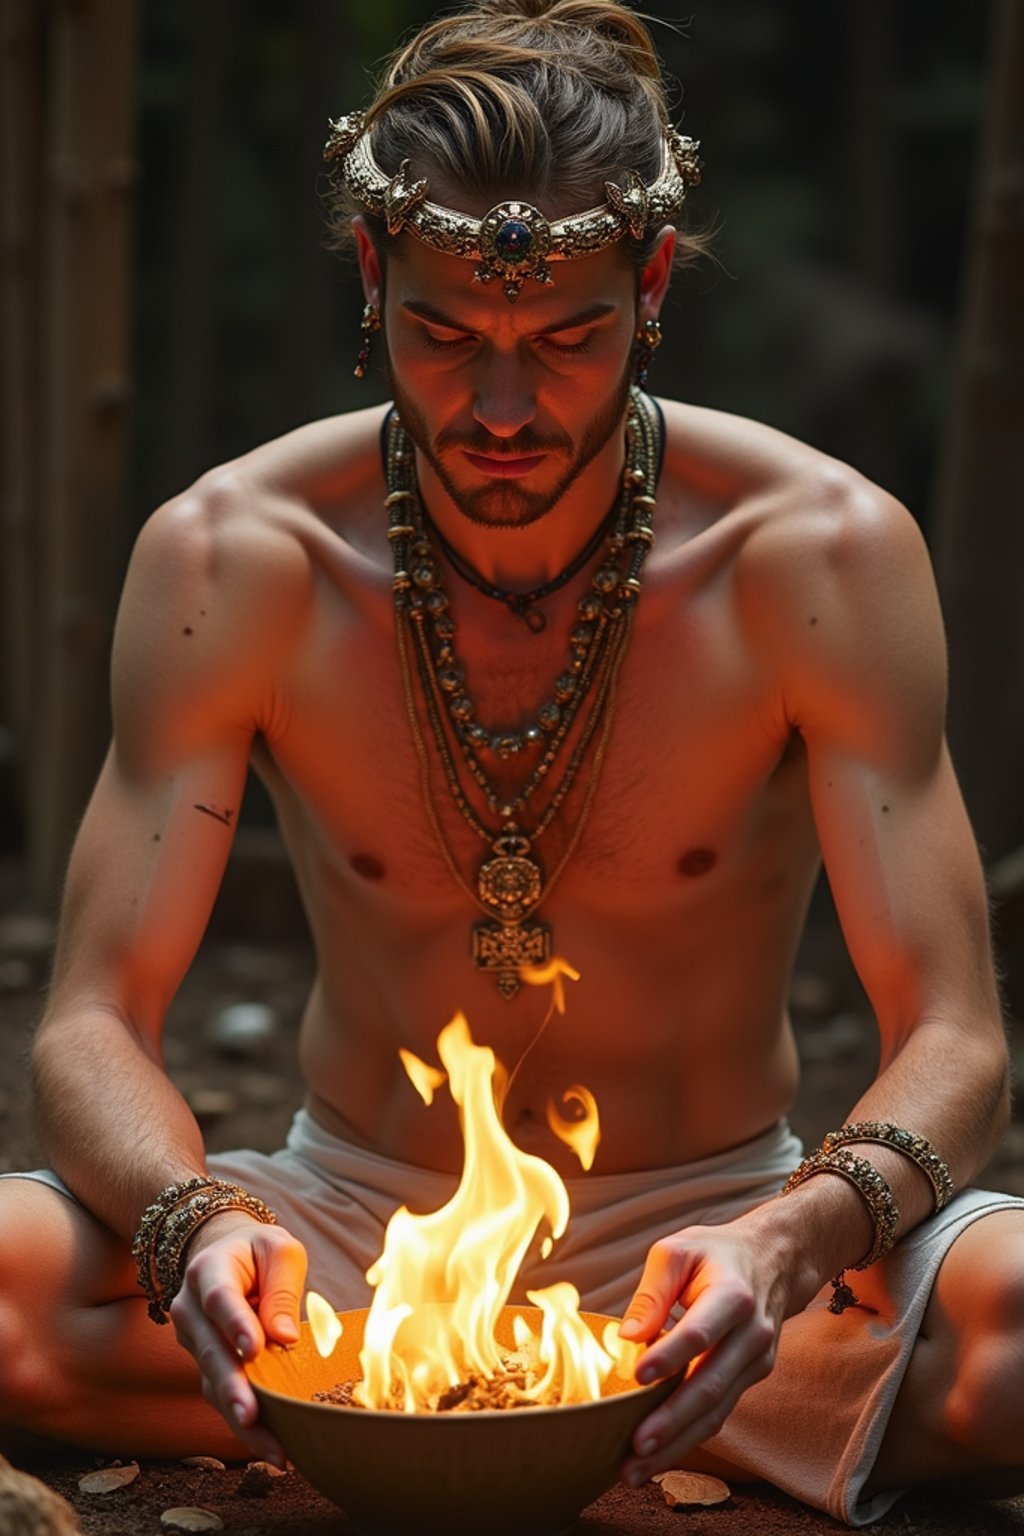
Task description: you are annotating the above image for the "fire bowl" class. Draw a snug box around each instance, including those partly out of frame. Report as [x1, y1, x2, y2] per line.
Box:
[246, 1304, 678, 1536]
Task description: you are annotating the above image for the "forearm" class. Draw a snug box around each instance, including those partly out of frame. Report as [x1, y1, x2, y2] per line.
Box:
[31, 1007, 208, 1241]
[749, 1015, 1011, 1310]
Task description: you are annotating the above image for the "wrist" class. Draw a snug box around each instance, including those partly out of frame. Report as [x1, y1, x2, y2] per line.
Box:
[131, 1177, 278, 1324]
[743, 1178, 874, 1310]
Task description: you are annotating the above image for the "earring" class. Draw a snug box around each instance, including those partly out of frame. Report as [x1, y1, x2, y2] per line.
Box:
[634, 317, 663, 390]
[354, 302, 382, 379]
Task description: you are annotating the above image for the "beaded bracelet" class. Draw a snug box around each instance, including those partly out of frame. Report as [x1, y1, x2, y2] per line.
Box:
[821, 1121, 954, 1212]
[132, 1177, 278, 1324]
[782, 1146, 901, 1314]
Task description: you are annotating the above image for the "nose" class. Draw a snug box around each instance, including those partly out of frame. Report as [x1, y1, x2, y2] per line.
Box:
[471, 346, 537, 439]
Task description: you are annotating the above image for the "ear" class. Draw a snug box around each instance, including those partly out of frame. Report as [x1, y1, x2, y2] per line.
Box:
[638, 226, 675, 321]
[353, 215, 383, 308]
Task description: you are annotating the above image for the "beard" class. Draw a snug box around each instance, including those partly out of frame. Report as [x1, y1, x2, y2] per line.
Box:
[384, 344, 635, 532]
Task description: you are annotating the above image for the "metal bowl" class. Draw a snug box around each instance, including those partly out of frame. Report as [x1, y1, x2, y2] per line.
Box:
[246, 1304, 677, 1536]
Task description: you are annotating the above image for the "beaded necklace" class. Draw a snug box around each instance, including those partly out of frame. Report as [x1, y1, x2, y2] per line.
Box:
[422, 502, 618, 632]
[388, 386, 659, 998]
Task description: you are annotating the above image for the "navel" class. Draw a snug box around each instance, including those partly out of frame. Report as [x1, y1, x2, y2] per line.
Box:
[678, 846, 717, 878]
[351, 851, 386, 882]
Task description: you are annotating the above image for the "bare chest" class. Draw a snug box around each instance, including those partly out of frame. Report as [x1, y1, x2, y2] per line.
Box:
[257, 556, 812, 919]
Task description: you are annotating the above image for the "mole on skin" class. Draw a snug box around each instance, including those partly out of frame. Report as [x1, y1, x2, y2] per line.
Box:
[351, 852, 386, 882]
[678, 847, 717, 878]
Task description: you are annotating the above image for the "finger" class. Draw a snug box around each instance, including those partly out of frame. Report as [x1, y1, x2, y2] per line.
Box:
[619, 1239, 694, 1343]
[175, 1300, 287, 1467]
[252, 1230, 308, 1345]
[624, 1335, 774, 1484]
[636, 1279, 755, 1384]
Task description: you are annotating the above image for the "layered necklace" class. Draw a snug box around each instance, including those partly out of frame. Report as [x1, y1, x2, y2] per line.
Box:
[387, 385, 660, 998]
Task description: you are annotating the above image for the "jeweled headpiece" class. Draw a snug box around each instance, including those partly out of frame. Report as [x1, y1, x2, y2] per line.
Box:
[324, 110, 702, 303]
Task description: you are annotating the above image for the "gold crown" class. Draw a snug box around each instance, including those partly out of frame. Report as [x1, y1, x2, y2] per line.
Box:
[325, 110, 702, 303]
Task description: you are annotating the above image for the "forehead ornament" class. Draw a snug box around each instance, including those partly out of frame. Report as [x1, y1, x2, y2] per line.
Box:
[325, 110, 701, 303]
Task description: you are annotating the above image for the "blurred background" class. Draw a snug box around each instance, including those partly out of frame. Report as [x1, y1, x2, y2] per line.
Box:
[0, 1, 1022, 1171]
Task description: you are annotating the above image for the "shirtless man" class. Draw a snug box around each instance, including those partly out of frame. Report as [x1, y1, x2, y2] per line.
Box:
[2, 0, 1021, 1525]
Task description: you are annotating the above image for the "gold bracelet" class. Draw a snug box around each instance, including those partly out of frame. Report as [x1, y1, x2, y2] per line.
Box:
[782, 1145, 900, 1314]
[132, 1178, 277, 1324]
[821, 1121, 954, 1212]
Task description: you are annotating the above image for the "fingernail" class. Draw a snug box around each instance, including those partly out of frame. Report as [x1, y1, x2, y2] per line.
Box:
[624, 1468, 644, 1489]
[235, 1334, 251, 1356]
[639, 1436, 657, 1457]
[637, 1365, 655, 1385]
[274, 1315, 299, 1343]
[619, 1319, 641, 1339]
[232, 1400, 250, 1426]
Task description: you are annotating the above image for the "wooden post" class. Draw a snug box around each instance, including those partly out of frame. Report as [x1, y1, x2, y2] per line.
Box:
[31, 0, 138, 902]
[932, 0, 1024, 864]
[0, 0, 42, 798]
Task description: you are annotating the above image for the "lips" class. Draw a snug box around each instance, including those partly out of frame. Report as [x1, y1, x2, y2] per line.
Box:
[462, 451, 547, 478]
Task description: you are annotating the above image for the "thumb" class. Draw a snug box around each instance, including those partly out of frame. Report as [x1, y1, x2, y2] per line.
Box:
[254, 1231, 307, 1346]
[619, 1242, 682, 1341]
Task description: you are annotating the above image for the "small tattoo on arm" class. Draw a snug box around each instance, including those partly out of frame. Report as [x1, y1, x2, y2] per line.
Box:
[193, 803, 234, 827]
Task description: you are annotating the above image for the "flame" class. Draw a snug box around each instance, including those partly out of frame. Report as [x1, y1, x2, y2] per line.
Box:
[306, 1290, 344, 1358]
[546, 1085, 600, 1171]
[520, 956, 580, 1014]
[306, 962, 639, 1411]
[398, 1047, 447, 1106]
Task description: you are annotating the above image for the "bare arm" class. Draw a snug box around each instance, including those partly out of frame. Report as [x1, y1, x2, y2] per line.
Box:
[31, 471, 312, 1456]
[622, 468, 1009, 1478]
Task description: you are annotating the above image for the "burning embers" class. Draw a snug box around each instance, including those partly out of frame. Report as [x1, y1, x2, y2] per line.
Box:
[304, 963, 644, 1413]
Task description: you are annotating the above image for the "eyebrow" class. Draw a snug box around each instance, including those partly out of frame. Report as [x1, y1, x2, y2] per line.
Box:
[401, 298, 618, 334]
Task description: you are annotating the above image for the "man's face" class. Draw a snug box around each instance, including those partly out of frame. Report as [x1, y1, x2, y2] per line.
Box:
[376, 233, 646, 532]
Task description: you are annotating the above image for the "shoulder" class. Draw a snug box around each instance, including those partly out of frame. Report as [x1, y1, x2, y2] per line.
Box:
[656, 397, 945, 749]
[126, 403, 389, 627]
[656, 395, 933, 609]
[113, 404, 390, 746]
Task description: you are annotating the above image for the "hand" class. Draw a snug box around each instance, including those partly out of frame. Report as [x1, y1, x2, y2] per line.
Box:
[618, 1211, 797, 1487]
[168, 1209, 308, 1466]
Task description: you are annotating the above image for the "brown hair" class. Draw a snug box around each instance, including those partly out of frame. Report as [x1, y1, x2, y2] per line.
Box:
[323, 0, 713, 274]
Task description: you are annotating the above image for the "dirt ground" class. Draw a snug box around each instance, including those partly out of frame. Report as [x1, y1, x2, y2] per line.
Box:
[2, 855, 1024, 1536]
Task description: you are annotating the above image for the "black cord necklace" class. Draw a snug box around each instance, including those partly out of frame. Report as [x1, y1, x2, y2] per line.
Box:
[422, 503, 619, 633]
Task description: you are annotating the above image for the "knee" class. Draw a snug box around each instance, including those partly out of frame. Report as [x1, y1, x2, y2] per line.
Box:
[0, 1296, 52, 1426]
[943, 1280, 1024, 1467]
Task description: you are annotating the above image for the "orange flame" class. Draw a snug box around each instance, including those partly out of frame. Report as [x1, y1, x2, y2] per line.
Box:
[306, 962, 630, 1409]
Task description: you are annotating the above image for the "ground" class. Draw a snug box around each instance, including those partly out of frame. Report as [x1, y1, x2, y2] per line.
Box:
[2, 842, 1023, 1535]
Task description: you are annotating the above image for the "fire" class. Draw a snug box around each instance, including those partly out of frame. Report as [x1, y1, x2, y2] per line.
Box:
[305, 966, 641, 1411]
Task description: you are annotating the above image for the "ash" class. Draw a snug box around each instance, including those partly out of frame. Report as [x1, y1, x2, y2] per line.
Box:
[312, 1349, 543, 1412]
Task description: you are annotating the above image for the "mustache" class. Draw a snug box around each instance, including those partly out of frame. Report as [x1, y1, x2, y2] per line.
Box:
[435, 427, 571, 458]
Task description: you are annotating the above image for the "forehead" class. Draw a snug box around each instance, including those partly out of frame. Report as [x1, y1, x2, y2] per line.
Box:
[383, 232, 636, 330]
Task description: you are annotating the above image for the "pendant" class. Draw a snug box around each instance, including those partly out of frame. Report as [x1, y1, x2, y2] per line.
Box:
[474, 829, 549, 997]
[477, 830, 543, 923]
[472, 918, 551, 999]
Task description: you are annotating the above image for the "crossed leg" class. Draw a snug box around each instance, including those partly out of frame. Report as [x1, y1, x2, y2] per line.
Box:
[0, 1178, 244, 1459]
[685, 1207, 1024, 1512]
[865, 1208, 1024, 1499]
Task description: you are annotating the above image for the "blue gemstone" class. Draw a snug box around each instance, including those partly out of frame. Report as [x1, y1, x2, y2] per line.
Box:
[494, 219, 533, 261]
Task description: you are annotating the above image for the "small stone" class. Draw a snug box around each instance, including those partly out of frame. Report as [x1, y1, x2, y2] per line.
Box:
[655, 1470, 731, 1508]
[160, 1509, 224, 1532]
[0, 1454, 82, 1535]
[77, 1463, 140, 1494]
[206, 1002, 279, 1059]
[237, 1462, 287, 1498]
[0, 914, 55, 960]
[186, 1088, 239, 1123]
[0, 958, 32, 991]
[180, 1457, 226, 1472]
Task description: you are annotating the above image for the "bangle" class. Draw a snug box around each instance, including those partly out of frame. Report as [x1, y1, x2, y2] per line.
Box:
[131, 1177, 278, 1325]
[821, 1121, 954, 1212]
[782, 1145, 900, 1314]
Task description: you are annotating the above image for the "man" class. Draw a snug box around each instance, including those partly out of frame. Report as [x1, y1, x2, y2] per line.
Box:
[2, 0, 1021, 1525]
